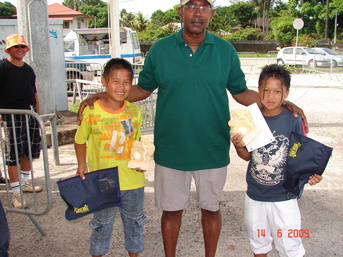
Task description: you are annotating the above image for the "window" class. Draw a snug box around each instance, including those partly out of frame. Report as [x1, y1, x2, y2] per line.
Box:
[63, 21, 70, 29]
[120, 31, 127, 44]
[131, 32, 140, 50]
[296, 48, 305, 55]
[284, 48, 293, 54]
[64, 41, 74, 52]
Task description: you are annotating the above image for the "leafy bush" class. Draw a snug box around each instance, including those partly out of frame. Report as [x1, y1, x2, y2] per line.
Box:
[291, 34, 316, 47]
[224, 27, 264, 41]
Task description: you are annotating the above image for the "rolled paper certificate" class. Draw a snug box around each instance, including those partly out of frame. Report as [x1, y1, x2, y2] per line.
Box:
[128, 138, 155, 171]
[228, 109, 263, 145]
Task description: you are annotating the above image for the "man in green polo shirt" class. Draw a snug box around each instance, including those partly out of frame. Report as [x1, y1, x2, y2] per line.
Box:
[78, 0, 307, 256]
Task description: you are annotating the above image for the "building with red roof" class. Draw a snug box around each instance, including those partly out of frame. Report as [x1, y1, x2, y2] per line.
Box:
[47, 3, 94, 36]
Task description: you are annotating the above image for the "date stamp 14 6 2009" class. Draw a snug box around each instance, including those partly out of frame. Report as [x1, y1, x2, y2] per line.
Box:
[257, 229, 310, 238]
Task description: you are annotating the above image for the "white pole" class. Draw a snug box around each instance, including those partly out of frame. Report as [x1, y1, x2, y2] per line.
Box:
[334, 10, 338, 50]
[294, 29, 299, 66]
[17, 0, 55, 115]
[109, 0, 121, 58]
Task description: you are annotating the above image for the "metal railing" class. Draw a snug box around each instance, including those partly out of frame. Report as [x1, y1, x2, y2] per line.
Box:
[135, 91, 157, 132]
[0, 109, 52, 235]
[238, 52, 258, 70]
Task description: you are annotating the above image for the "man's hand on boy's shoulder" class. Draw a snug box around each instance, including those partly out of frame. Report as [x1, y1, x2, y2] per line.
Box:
[77, 93, 106, 125]
[284, 101, 309, 133]
[308, 174, 323, 186]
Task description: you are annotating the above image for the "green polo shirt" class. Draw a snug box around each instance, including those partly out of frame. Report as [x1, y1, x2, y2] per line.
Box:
[138, 29, 247, 171]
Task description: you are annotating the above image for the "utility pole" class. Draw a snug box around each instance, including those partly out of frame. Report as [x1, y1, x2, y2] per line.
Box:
[17, 0, 60, 164]
[109, 0, 121, 58]
[325, 0, 329, 39]
[17, 0, 55, 115]
[334, 10, 338, 50]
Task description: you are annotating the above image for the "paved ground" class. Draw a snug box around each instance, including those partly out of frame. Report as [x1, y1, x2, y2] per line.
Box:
[1, 66, 343, 256]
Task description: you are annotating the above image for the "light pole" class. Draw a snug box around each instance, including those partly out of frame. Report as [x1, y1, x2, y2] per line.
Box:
[109, 0, 121, 59]
[334, 10, 338, 50]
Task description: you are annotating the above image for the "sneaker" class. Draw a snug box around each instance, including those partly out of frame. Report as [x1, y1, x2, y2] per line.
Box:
[12, 193, 28, 209]
[0, 177, 9, 184]
[22, 183, 43, 193]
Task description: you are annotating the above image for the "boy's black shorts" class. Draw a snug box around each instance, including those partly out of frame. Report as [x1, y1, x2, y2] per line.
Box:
[2, 113, 41, 166]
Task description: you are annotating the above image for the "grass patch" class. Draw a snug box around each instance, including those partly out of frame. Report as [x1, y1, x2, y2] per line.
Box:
[69, 103, 80, 113]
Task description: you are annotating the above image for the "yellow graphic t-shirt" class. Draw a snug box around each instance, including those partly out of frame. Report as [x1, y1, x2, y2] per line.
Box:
[75, 100, 144, 190]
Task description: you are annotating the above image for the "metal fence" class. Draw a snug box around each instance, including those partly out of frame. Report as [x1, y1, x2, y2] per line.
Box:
[135, 91, 157, 132]
[66, 61, 156, 132]
[238, 52, 258, 69]
[0, 109, 52, 235]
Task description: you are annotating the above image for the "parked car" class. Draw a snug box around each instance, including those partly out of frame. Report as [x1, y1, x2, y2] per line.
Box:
[311, 47, 343, 67]
[65, 58, 94, 92]
[276, 47, 331, 68]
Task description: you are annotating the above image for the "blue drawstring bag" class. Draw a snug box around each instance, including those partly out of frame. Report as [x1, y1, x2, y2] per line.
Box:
[283, 131, 333, 196]
[57, 166, 121, 220]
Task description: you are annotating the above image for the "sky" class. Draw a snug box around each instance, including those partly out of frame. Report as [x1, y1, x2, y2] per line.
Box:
[2, 0, 232, 17]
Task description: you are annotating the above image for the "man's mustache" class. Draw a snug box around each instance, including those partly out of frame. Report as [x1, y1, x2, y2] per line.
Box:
[190, 19, 204, 24]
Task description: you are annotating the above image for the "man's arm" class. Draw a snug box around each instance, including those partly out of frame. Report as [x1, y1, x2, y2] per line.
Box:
[126, 84, 152, 102]
[232, 89, 309, 133]
[76, 92, 106, 125]
[283, 101, 308, 133]
[232, 89, 262, 107]
[76, 84, 152, 125]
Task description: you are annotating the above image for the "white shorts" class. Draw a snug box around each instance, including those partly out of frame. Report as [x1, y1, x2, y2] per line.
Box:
[154, 164, 227, 212]
[244, 194, 305, 257]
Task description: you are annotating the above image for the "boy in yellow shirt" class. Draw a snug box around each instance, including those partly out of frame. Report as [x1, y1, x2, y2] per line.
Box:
[75, 58, 147, 257]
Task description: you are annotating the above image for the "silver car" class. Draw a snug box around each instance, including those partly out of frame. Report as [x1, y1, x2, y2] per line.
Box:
[311, 47, 343, 67]
[276, 47, 331, 68]
[65, 58, 94, 93]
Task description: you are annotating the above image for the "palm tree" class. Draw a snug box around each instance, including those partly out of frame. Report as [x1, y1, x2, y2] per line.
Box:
[135, 12, 148, 32]
[251, 0, 276, 34]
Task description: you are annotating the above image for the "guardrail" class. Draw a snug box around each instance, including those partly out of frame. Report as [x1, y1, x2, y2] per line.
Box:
[238, 52, 258, 70]
[300, 54, 342, 74]
[0, 109, 52, 235]
[68, 79, 104, 104]
[135, 91, 157, 132]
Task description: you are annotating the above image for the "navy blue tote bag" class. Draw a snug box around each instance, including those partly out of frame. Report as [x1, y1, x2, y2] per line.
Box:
[57, 166, 121, 220]
[283, 131, 333, 196]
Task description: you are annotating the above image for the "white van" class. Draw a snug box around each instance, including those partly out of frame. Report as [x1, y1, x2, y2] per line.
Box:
[64, 27, 142, 66]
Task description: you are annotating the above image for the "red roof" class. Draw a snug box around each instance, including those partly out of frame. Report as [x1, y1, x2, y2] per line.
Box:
[47, 3, 94, 20]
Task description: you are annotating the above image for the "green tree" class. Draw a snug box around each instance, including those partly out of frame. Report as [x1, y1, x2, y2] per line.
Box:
[151, 10, 169, 26]
[134, 12, 148, 32]
[208, 6, 233, 33]
[79, 2, 108, 28]
[63, 0, 105, 11]
[63, 0, 83, 10]
[164, 7, 180, 22]
[229, 1, 256, 28]
[151, 5, 179, 26]
[138, 23, 176, 41]
[120, 9, 136, 28]
[0, 1, 16, 17]
[251, 0, 276, 33]
[269, 10, 296, 47]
